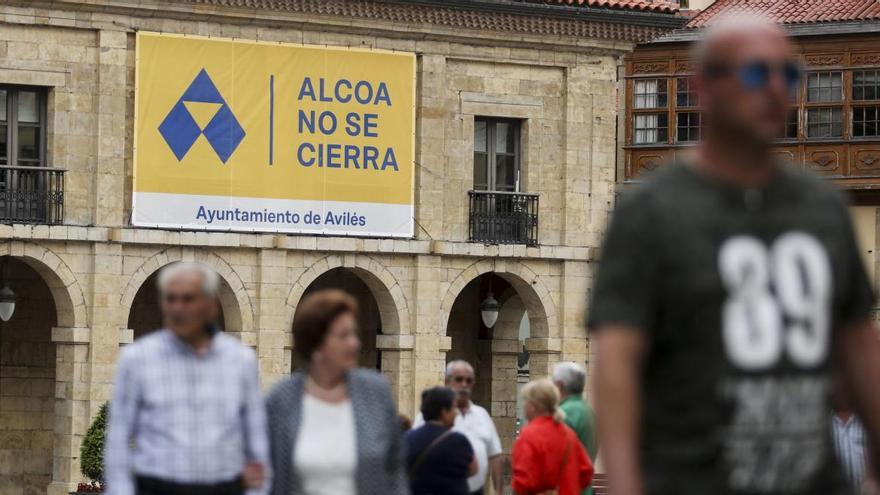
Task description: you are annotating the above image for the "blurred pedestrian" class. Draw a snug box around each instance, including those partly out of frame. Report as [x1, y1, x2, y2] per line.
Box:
[591, 14, 880, 495]
[406, 387, 477, 495]
[105, 262, 269, 495]
[511, 378, 593, 495]
[400, 414, 413, 433]
[414, 360, 503, 495]
[265, 289, 407, 495]
[552, 362, 597, 495]
[833, 406, 869, 493]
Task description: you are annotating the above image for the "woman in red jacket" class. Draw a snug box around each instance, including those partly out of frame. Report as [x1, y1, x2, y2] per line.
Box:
[512, 378, 594, 495]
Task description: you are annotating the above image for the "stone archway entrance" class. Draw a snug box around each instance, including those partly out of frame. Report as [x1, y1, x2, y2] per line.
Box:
[291, 267, 386, 371]
[445, 270, 551, 454]
[0, 257, 64, 494]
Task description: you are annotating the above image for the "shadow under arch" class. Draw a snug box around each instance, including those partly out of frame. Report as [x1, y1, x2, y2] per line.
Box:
[286, 255, 409, 371]
[121, 248, 253, 339]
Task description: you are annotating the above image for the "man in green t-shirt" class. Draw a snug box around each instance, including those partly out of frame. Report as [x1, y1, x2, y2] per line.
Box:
[553, 361, 598, 495]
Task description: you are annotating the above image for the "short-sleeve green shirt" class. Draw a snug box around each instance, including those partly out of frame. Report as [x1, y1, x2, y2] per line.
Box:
[560, 395, 598, 495]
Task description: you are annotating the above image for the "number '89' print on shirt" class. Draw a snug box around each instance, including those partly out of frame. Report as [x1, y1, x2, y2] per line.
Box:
[588, 163, 875, 495]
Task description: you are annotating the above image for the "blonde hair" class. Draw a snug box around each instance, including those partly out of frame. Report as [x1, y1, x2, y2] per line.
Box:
[521, 378, 565, 423]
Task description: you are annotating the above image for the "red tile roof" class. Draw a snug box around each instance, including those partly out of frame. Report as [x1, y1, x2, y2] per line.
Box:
[188, 0, 682, 42]
[687, 0, 880, 27]
[539, 0, 680, 14]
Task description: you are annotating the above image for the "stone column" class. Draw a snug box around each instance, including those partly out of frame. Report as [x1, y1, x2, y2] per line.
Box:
[256, 248, 289, 388]
[376, 334, 414, 415]
[118, 328, 133, 347]
[409, 254, 448, 416]
[94, 29, 128, 227]
[491, 294, 526, 453]
[490, 338, 520, 454]
[525, 337, 562, 380]
[48, 327, 91, 495]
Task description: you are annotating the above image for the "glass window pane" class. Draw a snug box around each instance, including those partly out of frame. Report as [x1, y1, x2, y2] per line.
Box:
[0, 89, 6, 122]
[0, 123, 6, 163]
[495, 122, 515, 154]
[474, 120, 487, 153]
[807, 107, 842, 138]
[473, 153, 488, 189]
[634, 79, 666, 109]
[807, 72, 843, 102]
[634, 112, 667, 144]
[17, 91, 39, 123]
[17, 125, 39, 161]
[495, 154, 517, 191]
[785, 108, 798, 138]
[853, 106, 880, 137]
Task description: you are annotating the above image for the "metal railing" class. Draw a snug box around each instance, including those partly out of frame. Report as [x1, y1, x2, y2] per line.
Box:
[0, 166, 65, 224]
[468, 190, 539, 246]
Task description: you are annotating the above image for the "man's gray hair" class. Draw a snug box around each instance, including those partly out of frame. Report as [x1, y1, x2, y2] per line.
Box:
[445, 360, 474, 380]
[157, 262, 220, 296]
[552, 361, 586, 395]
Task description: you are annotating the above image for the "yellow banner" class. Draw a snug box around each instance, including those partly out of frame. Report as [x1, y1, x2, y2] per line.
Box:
[133, 32, 415, 236]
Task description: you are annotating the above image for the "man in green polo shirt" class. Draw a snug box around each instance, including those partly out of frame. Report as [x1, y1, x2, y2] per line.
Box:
[553, 361, 598, 495]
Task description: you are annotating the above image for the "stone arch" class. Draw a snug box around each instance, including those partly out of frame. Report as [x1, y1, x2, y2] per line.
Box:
[285, 254, 410, 336]
[0, 241, 87, 328]
[440, 258, 557, 339]
[120, 247, 254, 334]
[441, 260, 558, 454]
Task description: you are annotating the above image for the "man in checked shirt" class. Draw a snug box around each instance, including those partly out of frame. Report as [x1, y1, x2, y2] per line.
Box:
[105, 262, 270, 495]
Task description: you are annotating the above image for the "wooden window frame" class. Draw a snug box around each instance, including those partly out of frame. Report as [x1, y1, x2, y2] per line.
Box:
[0, 85, 48, 168]
[473, 117, 522, 193]
[851, 69, 880, 140]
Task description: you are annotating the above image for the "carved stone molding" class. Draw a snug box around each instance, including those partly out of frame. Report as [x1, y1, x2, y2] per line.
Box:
[854, 149, 880, 170]
[808, 150, 839, 171]
[675, 60, 696, 73]
[633, 62, 667, 74]
[805, 54, 844, 67]
[852, 53, 880, 66]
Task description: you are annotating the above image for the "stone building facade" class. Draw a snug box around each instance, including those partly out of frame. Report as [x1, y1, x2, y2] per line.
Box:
[0, 1, 682, 493]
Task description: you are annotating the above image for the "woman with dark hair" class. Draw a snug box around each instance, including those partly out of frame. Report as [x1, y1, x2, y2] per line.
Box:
[265, 289, 407, 495]
[405, 387, 477, 495]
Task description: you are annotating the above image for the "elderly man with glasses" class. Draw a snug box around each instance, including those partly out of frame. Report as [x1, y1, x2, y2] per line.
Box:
[415, 360, 503, 495]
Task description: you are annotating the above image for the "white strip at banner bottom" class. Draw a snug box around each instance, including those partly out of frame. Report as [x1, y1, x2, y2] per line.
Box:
[133, 192, 415, 238]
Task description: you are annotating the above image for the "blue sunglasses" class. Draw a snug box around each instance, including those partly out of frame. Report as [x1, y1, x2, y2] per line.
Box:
[706, 61, 801, 91]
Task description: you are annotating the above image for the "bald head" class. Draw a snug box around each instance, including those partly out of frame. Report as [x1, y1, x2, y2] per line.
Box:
[697, 15, 788, 76]
[695, 14, 796, 148]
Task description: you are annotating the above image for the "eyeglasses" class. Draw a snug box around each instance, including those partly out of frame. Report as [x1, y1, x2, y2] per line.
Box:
[706, 60, 801, 92]
[163, 293, 198, 304]
[453, 376, 474, 385]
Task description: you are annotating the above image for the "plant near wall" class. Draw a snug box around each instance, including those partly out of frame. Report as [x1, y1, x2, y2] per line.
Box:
[79, 402, 108, 490]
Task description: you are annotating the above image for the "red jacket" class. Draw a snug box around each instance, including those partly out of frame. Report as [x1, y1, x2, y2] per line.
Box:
[511, 416, 594, 495]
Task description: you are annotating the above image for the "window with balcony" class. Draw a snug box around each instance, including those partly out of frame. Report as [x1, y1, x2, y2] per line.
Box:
[0, 86, 63, 224]
[470, 118, 537, 246]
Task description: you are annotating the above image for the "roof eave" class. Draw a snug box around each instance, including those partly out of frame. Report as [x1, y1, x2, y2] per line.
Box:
[647, 19, 880, 44]
[381, 0, 688, 29]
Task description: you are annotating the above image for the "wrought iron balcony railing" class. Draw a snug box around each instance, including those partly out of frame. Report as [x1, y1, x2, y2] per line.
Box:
[0, 166, 65, 225]
[468, 190, 539, 246]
